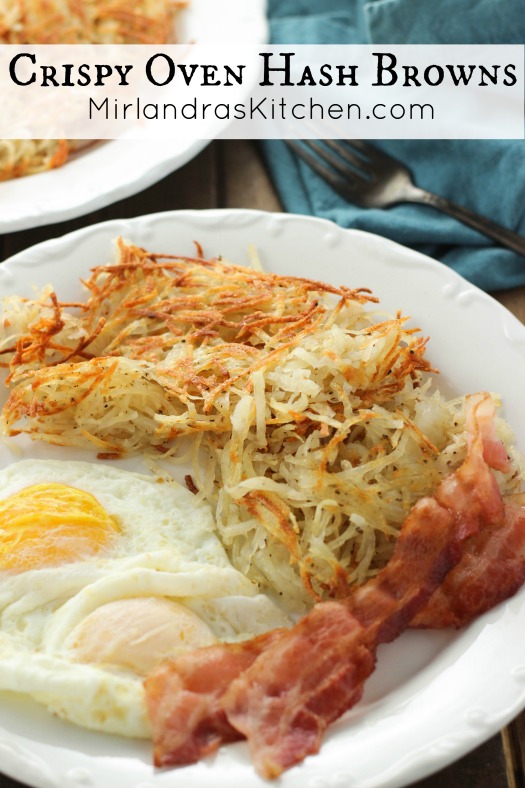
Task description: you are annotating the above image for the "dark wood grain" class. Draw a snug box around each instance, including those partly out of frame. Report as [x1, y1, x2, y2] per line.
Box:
[410, 735, 513, 788]
[220, 139, 282, 211]
[0, 139, 523, 788]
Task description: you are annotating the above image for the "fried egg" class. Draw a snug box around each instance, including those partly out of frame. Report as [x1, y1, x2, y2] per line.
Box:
[0, 459, 291, 737]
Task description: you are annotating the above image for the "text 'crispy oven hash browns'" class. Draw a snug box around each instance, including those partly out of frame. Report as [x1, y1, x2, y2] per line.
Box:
[0, 0, 184, 181]
[0, 239, 522, 610]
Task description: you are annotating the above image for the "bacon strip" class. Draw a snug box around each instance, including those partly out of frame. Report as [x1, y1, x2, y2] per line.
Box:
[349, 391, 506, 640]
[222, 399, 505, 777]
[466, 391, 510, 473]
[412, 496, 525, 628]
[144, 629, 285, 767]
[144, 393, 525, 779]
[221, 603, 373, 780]
[412, 394, 525, 628]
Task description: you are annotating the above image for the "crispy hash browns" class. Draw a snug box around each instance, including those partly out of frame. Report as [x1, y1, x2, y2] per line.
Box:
[0, 240, 522, 609]
[0, 0, 182, 44]
[0, 0, 183, 181]
[0, 140, 79, 182]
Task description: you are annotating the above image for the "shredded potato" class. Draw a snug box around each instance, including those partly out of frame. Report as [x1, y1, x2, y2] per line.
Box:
[0, 140, 73, 181]
[1, 240, 522, 610]
[0, 0, 183, 181]
[0, 0, 183, 44]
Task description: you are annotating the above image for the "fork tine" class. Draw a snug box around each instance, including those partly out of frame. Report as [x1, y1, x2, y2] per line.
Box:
[299, 140, 370, 184]
[285, 140, 365, 202]
[306, 140, 370, 183]
[345, 139, 399, 167]
[323, 139, 370, 172]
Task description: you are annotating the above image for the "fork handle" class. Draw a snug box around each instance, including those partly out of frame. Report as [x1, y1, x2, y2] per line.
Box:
[406, 187, 525, 257]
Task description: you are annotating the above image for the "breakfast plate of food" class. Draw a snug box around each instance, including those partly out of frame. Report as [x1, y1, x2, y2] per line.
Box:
[0, 0, 268, 233]
[0, 208, 525, 788]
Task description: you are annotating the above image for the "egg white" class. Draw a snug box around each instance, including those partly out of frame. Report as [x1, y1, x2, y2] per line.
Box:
[0, 459, 291, 736]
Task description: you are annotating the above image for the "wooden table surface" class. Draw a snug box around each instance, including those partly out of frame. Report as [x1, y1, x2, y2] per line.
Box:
[0, 139, 524, 788]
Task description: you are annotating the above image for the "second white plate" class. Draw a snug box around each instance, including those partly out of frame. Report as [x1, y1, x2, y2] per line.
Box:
[0, 0, 268, 234]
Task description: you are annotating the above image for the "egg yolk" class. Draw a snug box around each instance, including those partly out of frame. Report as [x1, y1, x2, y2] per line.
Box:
[0, 483, 120, 571]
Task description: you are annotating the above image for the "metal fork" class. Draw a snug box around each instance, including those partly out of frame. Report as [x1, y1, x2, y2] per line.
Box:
[286, 140, 525, 257]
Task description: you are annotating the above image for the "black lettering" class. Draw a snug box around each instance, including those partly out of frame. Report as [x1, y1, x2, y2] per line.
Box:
[259, 52, 295, 86]
[9, 53, 36, 86]
[77, 64, 91, 86]
[403, 66, 421, 87]
[445, 64, 476, 86]
[146, 53, 175, 86]
[410, 103, 434, 120]
[114, 64, 133, 86]
[215, 103, 230, 120]
[390, 103, 405, 119]
[373, 53, 397, 86]
[163, 104, 176, 119]
[336, 65, 358, 86]
[233, 102, 246, 119]
[250, 96, 267, 118]
[318, 64, 333, 86]
[89, 97, 108, 119]
[503, 64, 517, 86]
[224, 65, 245, 86]
[178, 64, 199, 85]
[40, 65, 59, 87]
[478, 65, 499, 86]
[94, 65, 113, 86]
[142, 103, 157, 119]
[202, 65, 221, 85]
[297, 66, 316, 86]
[423, 65, 444, 85]
[327, 104, 343, 119]
[309, 100, 324, 119]
[182, 100, 197, 119]
[61, 64, 74, 86]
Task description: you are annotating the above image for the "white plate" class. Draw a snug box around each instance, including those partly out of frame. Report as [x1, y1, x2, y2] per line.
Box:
[0, 1, 267, 234]
[1, 209, 525, 788]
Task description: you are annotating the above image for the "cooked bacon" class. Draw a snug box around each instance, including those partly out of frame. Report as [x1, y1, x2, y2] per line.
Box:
[145, 474, 475, 779]
[144, 393, 525, 779]
[221, 603, 373, 780]
[335, 396, 503, 643]
[348, 498, 466, 644]
[412, 394, 525, 628]
[222, 402, 506, 777]
[466, 391, 510, 472]
[144, 629, 285, 767]
[412, 495, 525, 628]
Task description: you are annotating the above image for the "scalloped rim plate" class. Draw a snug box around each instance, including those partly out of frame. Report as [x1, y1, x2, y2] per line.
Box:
[1, 209, 525, 788]
[0, 1, 268, 234]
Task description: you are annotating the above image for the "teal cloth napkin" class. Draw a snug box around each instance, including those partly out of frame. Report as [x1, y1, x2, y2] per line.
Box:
[262, 0, 525, 291]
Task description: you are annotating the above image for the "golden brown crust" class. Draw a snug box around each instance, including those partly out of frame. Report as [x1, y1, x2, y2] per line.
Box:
[0, 0, 183, 44]
[0, 139, 70, 181]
